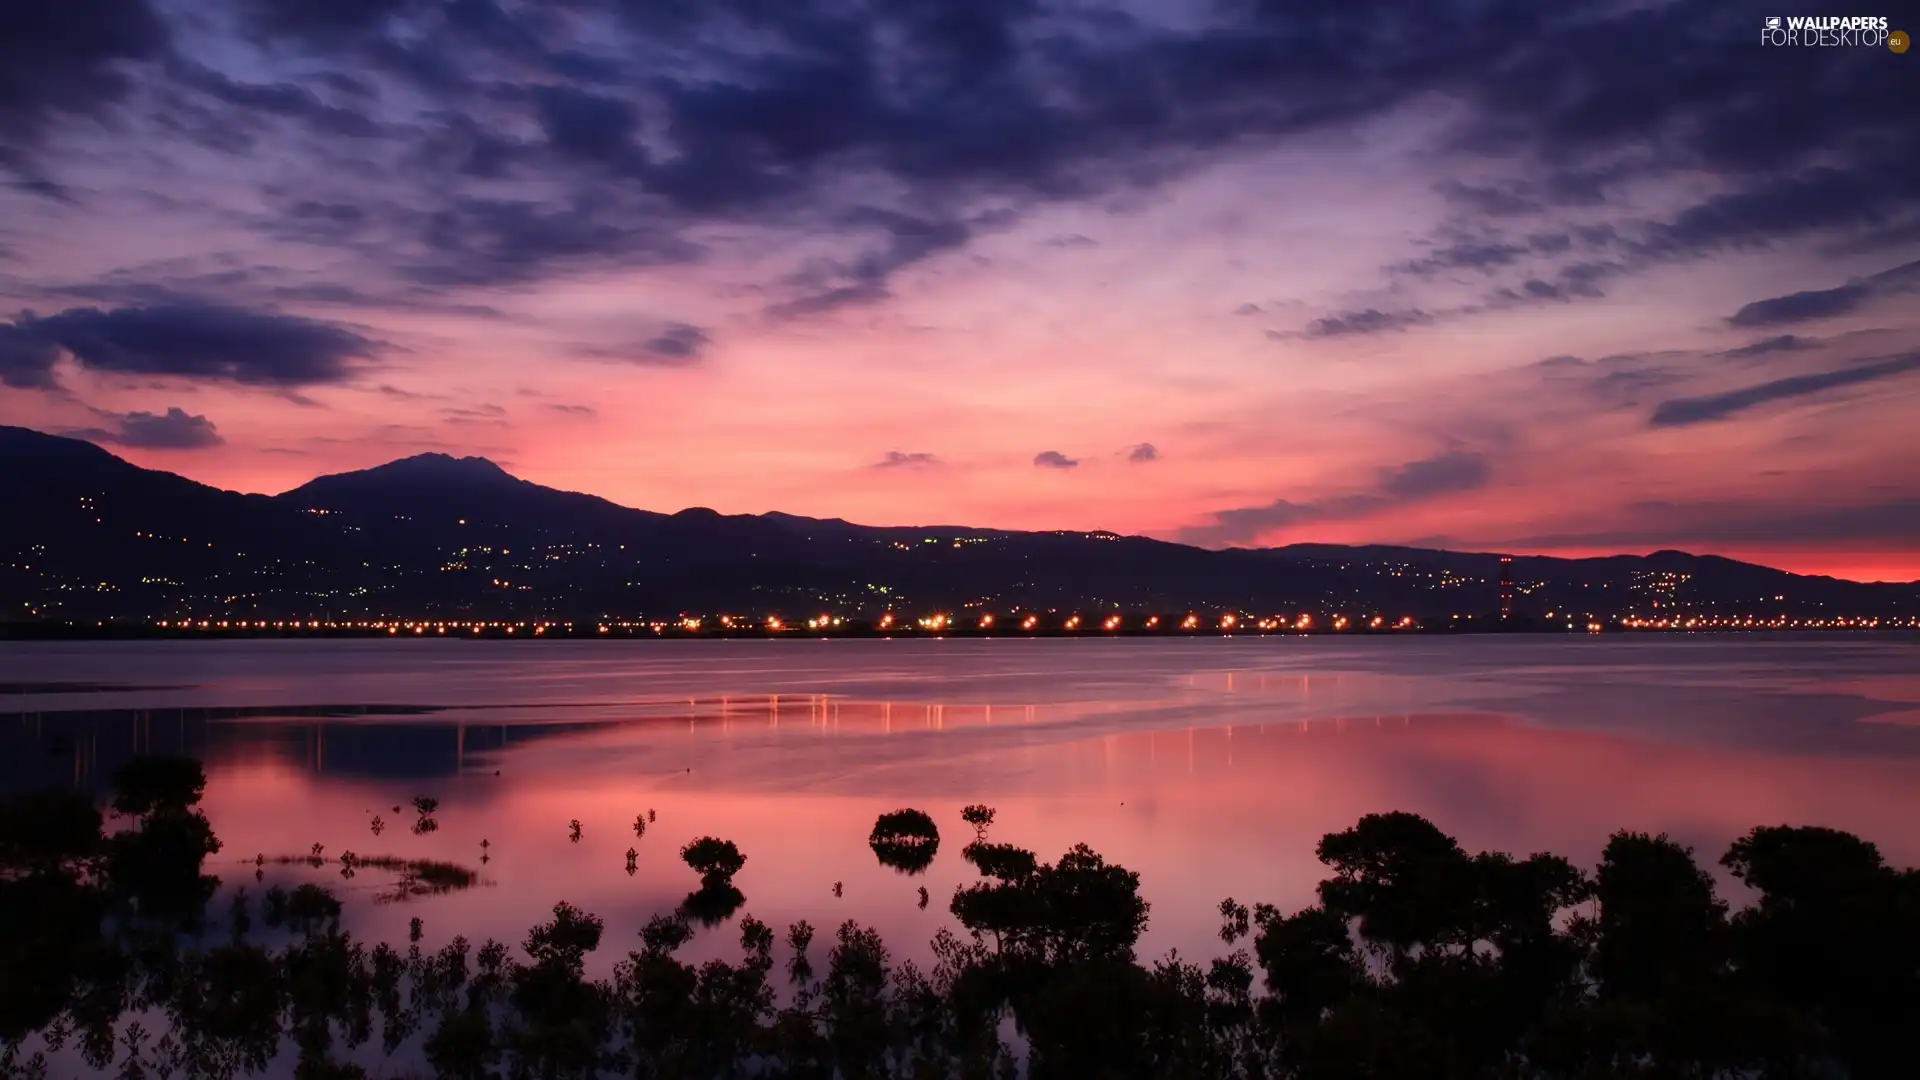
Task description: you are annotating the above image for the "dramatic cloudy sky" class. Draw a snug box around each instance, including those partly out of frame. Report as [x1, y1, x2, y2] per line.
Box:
[2, 1, 1916, 580]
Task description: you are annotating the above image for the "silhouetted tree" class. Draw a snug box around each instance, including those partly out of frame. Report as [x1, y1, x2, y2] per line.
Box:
[1724, 824, 1920, 1077]
[961, 804, 996, 839]
[679, 837, 746, 890]
[0, 789, 100, 876]
[962, 841, 1038, 880]
[869, 808, 941, 875]
[109, 757, 207, 820]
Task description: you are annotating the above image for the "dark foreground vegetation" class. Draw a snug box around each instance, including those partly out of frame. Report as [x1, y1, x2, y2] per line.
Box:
[2, 759, 1917, 1079]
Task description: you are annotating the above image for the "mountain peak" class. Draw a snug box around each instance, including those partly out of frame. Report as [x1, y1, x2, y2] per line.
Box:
[295, 452, 521, 493]
[383, 452, 515, 479]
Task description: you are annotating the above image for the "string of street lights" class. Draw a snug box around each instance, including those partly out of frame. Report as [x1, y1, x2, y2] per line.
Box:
[129, 610, 1918, 636]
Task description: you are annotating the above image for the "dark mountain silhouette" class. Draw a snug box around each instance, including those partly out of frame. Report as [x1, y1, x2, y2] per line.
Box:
[2, 425, 1914, 624]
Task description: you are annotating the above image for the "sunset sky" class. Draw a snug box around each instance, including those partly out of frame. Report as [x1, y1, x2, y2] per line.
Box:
[2, 1, 1915, 581]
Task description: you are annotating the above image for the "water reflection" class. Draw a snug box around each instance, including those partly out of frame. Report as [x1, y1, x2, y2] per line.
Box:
[3, 638, 1920, 970]
[6, 752, 1917, 1078]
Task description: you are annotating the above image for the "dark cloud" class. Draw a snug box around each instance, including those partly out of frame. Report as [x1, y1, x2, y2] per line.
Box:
[532, 84, 644, 169]
[1432, 179, 1543, 218]
[1394, 240, 1530, 277]
[769, 209, 980, 318]
[396, 196, 706, 288]
[572, 322, 718, 365]
[1728, 259, 1920, 328]
[0, 1, 168, 142]
[1492, 498, 1920, 554]
[69, 406, 223, 450]
[1489, 278, 1575, 304]
[233, 0, 416, 44]
[1649, 352, 1920, 428]
[570, 323, 711, 365]
[1180, 449, 1490, 545]
[547, 403, 596, 417]
[1126, 442, 1159, 463]
[163, 58, 387, 140]
[1727, 282, 1871, 329]
[1534, 351, 1693, 409]
[441, 403, 508, 426]
[1033, 450, 1079, 470]
[1285, 308, 1434, 339]
[1642, 165, 1920, 259]
[6, 0, 1915, 328]
[1, 304, 378, 389]
[1046, 234, 1097, 248]
[643, 324, 709, 362]
[1720, 335, 1815, 360]
[873, 450, 939, 469]
[0, 324, 64, 390]
[1376, 450, 1490, 500]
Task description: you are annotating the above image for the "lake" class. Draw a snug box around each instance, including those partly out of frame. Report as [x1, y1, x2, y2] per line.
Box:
[4, 634, 1920, 974]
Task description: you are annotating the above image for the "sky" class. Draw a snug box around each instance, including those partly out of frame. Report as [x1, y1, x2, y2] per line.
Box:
[1, 1, 1916, 582]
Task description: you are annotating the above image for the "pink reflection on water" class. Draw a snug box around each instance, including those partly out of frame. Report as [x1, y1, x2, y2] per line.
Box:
[196, 704, 1920, 972]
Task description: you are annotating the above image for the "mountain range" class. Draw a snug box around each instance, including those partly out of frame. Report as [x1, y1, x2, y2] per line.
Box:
[3, 425, 1914, 625]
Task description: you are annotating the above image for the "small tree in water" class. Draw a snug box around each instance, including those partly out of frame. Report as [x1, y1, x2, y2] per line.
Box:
[961, 804, 996, 839]
[680, 837, 746, 889]
[869, 809, 940, 875]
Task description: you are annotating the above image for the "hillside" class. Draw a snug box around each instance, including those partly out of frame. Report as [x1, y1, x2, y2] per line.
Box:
[3, 426, 1914, 624]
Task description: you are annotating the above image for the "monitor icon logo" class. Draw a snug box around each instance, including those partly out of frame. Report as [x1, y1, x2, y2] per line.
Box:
[1765, 16, 1781, 29]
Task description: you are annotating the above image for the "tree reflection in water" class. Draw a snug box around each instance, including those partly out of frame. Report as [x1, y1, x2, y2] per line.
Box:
[868, 809, 940, 875]
[3, 761, 1918, 1078]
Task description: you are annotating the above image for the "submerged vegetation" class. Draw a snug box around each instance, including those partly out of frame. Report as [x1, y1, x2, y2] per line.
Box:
[263, 853, 482, 903]
[2, 761, 1918, 1078]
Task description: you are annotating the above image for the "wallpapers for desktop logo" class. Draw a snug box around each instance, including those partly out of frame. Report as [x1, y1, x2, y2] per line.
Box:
[1760, 15, 1903, 48]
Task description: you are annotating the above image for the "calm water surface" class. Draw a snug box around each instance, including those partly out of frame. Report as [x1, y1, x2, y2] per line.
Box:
[4, 635, 1919, 971]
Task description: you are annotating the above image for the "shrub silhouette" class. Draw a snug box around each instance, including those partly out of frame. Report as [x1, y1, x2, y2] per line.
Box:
[951, 843, 1149, 964]
[963, 841, 1037, 880]
[869, 808, 939, 846]
[679, 837, 746, 889]
[109, 756, 207, 819]
[869, 808, 941, 874]
[0, 790, 100, 874]
[961, 803, 996, 838]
